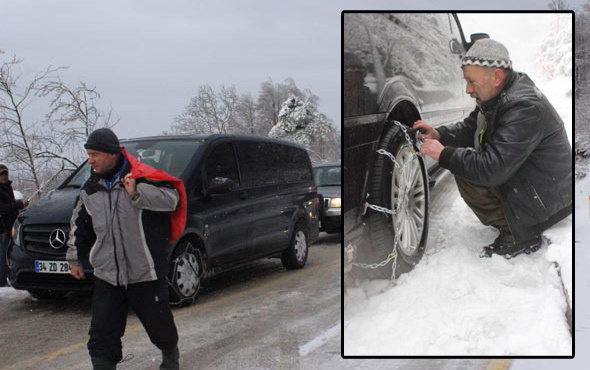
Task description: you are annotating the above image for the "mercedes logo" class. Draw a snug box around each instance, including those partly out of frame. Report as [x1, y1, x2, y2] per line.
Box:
[49, 229, 67, 249]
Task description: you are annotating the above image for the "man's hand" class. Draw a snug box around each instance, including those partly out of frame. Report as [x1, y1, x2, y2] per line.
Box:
[70, 263, 85, 280]
[413, 120, 441, 141]
[121, 173, 137, 196]
[420, 139, 445, 161]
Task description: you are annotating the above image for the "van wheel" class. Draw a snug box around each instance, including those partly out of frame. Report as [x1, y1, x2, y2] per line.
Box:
[355, 123, 429, 279]
[281, 223, 309, 270]
[168, 241, 203, 307]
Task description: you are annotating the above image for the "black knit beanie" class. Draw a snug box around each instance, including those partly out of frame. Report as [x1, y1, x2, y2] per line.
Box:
[84, 128, 121, 154]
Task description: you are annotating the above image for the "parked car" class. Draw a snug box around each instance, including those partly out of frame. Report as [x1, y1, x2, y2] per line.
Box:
[7, 135, 319, 306]
[313, 162, 341, 233]
[343, 12, 485, 279]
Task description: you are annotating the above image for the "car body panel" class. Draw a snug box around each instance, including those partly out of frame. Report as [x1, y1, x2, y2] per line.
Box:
[343, 12, 478, 247]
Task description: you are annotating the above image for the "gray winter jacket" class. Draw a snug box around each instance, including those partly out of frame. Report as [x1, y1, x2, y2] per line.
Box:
[66, 161, 179, 287]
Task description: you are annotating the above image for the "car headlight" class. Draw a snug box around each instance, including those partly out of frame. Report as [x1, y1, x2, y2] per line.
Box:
[11, 219, 22, 247]
[329, 197, 341, 208]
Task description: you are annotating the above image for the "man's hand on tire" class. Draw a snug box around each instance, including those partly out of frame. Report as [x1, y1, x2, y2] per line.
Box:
[413, 120, 441, 140]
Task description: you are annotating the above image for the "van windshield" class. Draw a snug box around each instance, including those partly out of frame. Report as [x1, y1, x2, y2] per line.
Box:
[313, 166, 341, 187]
[62, 139, 203, 188]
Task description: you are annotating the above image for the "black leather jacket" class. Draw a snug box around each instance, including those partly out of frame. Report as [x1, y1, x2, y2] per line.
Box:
[438, 72, 572, 239]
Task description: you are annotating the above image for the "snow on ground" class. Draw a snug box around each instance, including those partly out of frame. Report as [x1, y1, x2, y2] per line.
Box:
[344, 182, 572, 356]
[511, 174, 585, 369]
[0, 286, 30, 300]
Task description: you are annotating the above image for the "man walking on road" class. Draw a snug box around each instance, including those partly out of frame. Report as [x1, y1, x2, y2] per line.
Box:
[415, 38, 572, 258]
[66, 128, 186, 370]
[0, 164, 29, 287]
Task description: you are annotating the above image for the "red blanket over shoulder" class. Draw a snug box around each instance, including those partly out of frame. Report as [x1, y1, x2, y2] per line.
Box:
[121, 147, 187, 245]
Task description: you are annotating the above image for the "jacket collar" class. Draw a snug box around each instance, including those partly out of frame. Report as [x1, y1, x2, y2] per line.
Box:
[479, 71, 519, 114]
[89, 153, 130, 190]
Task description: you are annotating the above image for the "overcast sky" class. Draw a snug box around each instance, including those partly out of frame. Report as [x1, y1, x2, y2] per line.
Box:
[0, 0, 575, 140]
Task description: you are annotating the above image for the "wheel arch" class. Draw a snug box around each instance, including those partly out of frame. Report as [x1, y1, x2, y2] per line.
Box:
[289, 211, 311, 243]
[380, 99, 422, 142]
[173, 232, 206, 256]
[171, 232, 209, 276]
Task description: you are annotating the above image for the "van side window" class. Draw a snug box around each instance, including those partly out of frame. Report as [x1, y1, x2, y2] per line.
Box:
[204, 143, 240, 186]
[237, 142, 284, 186]
[284, 147, 313, 182]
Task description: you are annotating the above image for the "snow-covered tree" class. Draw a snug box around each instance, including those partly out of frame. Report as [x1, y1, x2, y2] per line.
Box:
[256, 78, 319, 135]
[39, 80, 119, 168]
[536, 14, 572, 80]
[269, 95, 331, 151]
[0, 54, 117, 197]
[170, 84, 240, 135]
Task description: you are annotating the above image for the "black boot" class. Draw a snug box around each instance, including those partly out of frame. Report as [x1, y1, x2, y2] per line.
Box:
[91, 357, 116, 370]
[481, 230, 542, 259]
[160, 346, 179, 370]
[480, 227, 513, 258]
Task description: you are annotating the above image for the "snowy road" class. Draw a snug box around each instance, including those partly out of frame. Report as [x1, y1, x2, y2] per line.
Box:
[0, 233, 341, 370]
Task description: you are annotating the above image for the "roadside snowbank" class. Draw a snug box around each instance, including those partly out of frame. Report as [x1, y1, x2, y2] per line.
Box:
[511, 172, 585, 369]
[0, 287, 30, 300]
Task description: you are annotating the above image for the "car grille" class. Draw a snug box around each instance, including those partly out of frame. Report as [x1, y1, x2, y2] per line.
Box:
[23, 224, 70, 257]
[324, 198, 330, 209]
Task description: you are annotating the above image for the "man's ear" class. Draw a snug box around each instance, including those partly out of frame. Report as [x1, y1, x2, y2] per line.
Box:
[493, 68, 505, 88]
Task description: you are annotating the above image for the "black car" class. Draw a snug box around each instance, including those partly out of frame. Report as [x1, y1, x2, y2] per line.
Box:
[8, 135, 320, 306]
[343, 12, 485, 279]
[313, 162, 341, 233]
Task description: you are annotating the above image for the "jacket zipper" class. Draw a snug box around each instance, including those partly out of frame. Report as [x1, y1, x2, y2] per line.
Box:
[109, 187, 120, 286]
[530, 184, 547, 210]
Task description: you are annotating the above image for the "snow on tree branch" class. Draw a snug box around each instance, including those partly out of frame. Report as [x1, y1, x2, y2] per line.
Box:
[268, 95, 331, 151]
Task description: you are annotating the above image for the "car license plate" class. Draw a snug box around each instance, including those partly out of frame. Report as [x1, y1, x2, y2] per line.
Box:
[34, 260, 71, 274]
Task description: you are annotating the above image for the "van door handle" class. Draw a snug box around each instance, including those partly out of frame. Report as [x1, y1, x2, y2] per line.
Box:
[239, 191, 249, 200]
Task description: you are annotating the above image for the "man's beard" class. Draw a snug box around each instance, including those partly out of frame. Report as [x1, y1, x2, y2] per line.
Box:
[471, 92, 482, 107]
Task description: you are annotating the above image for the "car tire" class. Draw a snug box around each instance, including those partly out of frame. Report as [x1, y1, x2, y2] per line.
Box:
[168, 240, 204, 307]
[281, 222, 309, 270]
[355, 122, 429, 279]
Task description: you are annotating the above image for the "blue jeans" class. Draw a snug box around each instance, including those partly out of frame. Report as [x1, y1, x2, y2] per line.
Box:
[0, 234, 10, 286]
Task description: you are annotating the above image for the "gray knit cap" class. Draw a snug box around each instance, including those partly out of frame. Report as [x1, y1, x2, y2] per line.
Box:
[462, 39, 512, 70]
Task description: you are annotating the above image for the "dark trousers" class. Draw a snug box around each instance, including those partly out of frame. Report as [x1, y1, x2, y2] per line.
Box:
[454, 176, 537, 243]
[454, 176, 572, 243]
[454, 176, 508, 228]
[88, 277, 179, 364]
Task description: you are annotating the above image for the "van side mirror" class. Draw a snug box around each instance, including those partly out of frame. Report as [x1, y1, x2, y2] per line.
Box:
[449, 38, 463, 55]
[466, 33, 490, 51]
[208, 177, 235, 194]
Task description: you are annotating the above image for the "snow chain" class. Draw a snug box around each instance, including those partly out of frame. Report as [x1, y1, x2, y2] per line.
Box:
[352, 121, 426, 282]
